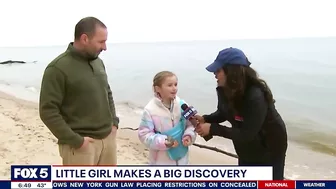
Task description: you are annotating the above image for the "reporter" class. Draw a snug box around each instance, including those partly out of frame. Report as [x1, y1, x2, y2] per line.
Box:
[195, 47, 288, 180]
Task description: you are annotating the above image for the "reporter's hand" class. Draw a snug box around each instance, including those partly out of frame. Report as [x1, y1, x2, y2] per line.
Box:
[195, 123, 211, 137]
[194, 115, 205, 124]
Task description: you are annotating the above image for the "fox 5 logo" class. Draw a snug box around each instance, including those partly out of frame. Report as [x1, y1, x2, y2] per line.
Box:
[12, 166, 49, 179]
[182, 107, 197, 119]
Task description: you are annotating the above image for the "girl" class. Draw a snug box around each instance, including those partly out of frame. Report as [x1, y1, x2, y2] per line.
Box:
[138, 71, 196, 165]
[195, 47, 288, 180]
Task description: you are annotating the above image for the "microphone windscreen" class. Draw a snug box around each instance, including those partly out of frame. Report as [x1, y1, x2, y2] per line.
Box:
[181, 103, 189, 111]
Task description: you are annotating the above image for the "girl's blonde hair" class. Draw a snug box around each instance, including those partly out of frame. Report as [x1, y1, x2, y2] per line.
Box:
[153, 71, 176, 96]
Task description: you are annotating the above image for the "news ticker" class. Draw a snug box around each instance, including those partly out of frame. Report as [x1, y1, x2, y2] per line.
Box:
[6, 165, 336, 189]
[7, 180, 336, 189]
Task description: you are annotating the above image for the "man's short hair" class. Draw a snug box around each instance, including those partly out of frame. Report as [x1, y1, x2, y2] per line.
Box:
[74, 17, 107, 40]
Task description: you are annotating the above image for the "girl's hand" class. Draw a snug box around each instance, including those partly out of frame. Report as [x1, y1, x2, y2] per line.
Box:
[165, 136, 179, 148]
[182, 135, 192, 146]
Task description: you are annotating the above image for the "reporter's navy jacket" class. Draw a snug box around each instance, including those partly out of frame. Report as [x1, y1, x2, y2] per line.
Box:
[203, 86, 288, 163]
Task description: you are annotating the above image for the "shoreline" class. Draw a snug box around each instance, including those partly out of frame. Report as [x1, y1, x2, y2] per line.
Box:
[0, 82, 335, 158]
[1, 89, 336, 180]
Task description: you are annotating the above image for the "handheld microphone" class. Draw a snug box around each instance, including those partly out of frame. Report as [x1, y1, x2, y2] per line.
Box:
[181, 103, 212, 141]
[181, 104, 198, 121]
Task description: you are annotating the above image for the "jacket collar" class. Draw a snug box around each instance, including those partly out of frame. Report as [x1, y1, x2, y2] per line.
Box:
[67, 42, 96, 61]
[152, 96, 181, 110]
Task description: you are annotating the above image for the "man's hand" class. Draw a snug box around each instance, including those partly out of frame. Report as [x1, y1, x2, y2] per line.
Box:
[112, 125, 118, 132]
[111, 125, 117, 136]
[79, 137, 94, 150]
[195, 123, 211, 137]
[182, 135, 192, 146]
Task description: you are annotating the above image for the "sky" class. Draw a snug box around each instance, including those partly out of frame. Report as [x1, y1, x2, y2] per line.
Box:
[1, 0, 336, 47]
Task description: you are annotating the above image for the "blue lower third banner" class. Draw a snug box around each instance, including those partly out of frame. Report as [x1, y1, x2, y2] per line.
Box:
[2, 180, 336, 188]
[55, 181, 257, 188]
[10, 181, 257, 189]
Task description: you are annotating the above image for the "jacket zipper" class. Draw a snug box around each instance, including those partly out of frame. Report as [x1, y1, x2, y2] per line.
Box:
[168, 101, 178, 166]
[163, 100, 178, 165]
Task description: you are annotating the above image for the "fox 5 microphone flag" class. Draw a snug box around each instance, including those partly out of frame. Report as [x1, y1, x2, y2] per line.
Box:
[181, 105, 197, 120]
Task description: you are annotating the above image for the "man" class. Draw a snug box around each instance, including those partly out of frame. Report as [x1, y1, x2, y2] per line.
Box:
[39, 17, 119, 165]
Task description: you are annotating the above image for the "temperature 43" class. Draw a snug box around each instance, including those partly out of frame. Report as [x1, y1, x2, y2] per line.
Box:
[37, 183, 47, 188]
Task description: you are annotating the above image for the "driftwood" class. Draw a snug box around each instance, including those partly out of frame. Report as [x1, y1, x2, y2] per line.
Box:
[192, 143, 238, 158]
[120, 127, 238, 158]
[121, 127, 138, 131]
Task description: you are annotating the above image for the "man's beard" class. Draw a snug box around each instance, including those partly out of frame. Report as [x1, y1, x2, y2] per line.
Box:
[86, 51, 99, 60]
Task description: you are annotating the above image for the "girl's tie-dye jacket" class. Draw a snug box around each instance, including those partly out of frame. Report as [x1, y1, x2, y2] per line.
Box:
[138, 96, 197, 165]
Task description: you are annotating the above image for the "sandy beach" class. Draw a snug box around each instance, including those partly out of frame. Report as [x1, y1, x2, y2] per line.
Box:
[0, 91, 237, 180]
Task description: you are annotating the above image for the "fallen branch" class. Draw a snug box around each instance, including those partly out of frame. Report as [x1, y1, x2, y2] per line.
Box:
[192, 143, 238, 158]
[121, 127, 138, 131]
[120, 127, 288, 180]
[120, 127, 238, 158]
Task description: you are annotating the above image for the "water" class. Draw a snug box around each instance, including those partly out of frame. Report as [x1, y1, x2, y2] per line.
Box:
[0, 38, 336, 179]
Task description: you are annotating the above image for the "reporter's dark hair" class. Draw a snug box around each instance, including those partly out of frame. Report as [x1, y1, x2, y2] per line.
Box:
[223, 64, 275, 112]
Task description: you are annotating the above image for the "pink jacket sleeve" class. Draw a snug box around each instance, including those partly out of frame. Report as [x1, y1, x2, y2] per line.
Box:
[183, 120, 197, 144]
[180, 99, 197, 144]
[138, 109, 168, 150]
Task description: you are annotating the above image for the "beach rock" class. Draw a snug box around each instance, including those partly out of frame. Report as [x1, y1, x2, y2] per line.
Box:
[0, 60, 37, 64]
